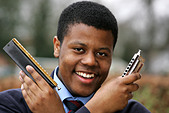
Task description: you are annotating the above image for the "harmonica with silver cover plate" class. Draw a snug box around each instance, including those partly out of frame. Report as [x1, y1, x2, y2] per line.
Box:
[122, 50, 145, 77]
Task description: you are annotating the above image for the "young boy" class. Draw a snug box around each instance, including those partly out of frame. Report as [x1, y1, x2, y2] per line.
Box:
[0, 1, 150, 113]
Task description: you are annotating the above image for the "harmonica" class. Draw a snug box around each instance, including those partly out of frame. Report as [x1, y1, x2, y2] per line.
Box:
[3, 38, 60, 89]
[122, 50, 145, 77]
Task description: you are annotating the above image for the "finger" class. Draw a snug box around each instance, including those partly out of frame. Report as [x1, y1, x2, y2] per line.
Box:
[26, 65, 50, 90]
[20, 70, 34, 90]
[122, 73, 141, 84]
[128, 92, 133, 100]
[21, 84, 32, 102]
[19, 71, 24, 83]
[20, 70, 41, 100]
[21, 84, 34, 109]
[126, 83, 139, 93]
[20, 69, 42, 93]
[21, 78, 35, 100]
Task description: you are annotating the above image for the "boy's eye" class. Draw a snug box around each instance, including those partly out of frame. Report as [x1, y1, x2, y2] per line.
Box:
[74, 48, 84, 53]
[96, 52, 107, 57]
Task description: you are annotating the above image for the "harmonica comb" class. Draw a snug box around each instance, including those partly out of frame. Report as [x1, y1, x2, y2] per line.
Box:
[122, 50, 145, 77]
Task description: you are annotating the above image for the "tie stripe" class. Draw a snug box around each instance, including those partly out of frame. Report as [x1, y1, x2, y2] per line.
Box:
[68, 110, 73, 113]
[64, 100, 84, 113]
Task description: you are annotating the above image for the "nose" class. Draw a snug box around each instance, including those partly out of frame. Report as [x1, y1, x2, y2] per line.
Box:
[81, 52, 98, 67]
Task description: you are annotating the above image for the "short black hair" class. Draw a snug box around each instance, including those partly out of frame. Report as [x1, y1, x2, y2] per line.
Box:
[57, 1, 118, 48]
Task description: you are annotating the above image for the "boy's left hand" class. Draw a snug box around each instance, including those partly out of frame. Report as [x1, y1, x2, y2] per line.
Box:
[19, 65, 65, 113]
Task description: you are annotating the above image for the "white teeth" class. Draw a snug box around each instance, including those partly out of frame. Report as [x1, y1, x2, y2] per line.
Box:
[76, 72, 94, 78]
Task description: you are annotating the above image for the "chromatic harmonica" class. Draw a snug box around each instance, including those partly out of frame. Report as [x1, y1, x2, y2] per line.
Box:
[122, 50, 145, 77]
[3, 38, 60, 89]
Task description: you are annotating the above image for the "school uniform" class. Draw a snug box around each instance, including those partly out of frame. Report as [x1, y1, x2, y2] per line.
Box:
[0, 67, 150, 113]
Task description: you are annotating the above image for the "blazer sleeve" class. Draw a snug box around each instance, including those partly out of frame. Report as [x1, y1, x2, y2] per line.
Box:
[0, 88, 32, 113]
[116, 99, 151, 113]
[75, 99, 151, 113]
[76, 106, 90, 113]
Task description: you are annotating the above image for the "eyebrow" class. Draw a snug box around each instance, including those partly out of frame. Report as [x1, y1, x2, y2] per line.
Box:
[69, 41, 87, 47]
[99, 47, 111, 53]
[70, 41, 111, 52]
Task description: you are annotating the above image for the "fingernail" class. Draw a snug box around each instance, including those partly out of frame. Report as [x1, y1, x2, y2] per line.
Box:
[139, 74, 142, 79]
[21, 84, 24, 90]
[20, 71, 25, 78]
[19, 75, 24, 83]
[26, 65, 33, 73]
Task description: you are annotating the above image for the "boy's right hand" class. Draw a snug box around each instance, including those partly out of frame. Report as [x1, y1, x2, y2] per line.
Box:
[19, 65, 65, 113]
[85, 73, 141, 113]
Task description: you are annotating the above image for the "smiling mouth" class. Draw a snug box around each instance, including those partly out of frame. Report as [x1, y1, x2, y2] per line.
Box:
[76, 72, 95, 79]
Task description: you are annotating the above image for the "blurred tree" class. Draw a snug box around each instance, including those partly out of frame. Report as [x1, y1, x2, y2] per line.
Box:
[114, 0, 169, 73]
[32, 0, 53, 57]
[0, 0, 20, 53]
[1, 0, 169, 74]
[141, 0, 155, 73]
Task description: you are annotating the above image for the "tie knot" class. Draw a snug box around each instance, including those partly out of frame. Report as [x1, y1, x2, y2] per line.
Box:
[64, 99, 84, 113]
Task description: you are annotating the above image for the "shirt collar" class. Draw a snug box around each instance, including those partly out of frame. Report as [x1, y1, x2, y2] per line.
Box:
[53, 67, 94, 105]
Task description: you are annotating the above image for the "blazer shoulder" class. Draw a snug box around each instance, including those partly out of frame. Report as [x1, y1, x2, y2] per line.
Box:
[0, 88, 31, 113]
[117, 99, 151, 113]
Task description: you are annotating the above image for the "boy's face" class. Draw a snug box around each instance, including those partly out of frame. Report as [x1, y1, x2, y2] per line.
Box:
[54, 23, 114, 96]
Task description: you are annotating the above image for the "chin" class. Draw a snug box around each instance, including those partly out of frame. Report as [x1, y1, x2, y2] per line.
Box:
[80, 92, 93, 97]
[71, 89, 94, 97]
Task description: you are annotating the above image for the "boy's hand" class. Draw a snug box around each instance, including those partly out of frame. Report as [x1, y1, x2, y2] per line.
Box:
[85, 73, 141, 113]
[19, 65, 65, 113]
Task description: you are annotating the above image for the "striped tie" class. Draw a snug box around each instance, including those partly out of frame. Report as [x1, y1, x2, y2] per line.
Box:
[64, 99, 84, 113]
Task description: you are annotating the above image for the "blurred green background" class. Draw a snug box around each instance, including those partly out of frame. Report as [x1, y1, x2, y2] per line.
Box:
[0, 0, 169, 113]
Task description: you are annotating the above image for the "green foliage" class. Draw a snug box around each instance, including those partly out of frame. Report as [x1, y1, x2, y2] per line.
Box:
[0, 0, 20, 53]
[1, 0, 169, 74]
[133, 85, 169, 113]
[33, 1, 53, 57]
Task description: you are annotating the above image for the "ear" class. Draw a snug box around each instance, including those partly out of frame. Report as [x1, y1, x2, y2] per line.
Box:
[53, 36, 60, 58]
